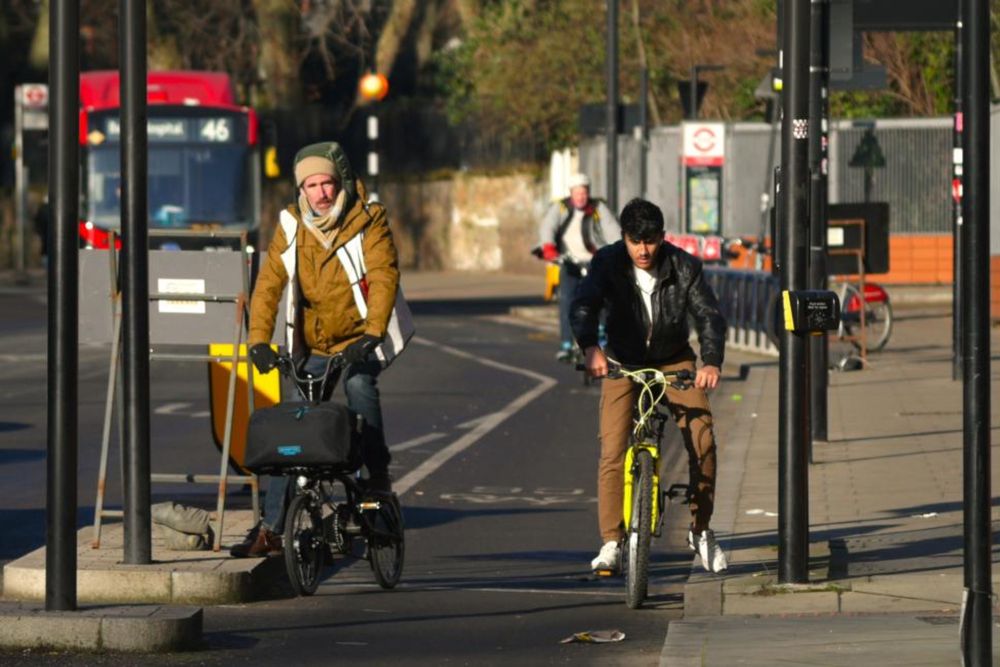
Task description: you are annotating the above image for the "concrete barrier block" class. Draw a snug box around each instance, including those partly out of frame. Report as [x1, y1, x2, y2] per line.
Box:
[99, 606, 203, 652]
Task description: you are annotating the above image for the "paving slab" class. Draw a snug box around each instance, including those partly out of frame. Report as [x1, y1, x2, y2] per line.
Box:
[661, 613, 989, 667]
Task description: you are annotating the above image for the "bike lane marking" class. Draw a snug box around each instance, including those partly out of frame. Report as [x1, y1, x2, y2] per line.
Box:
[389, 432, 447, 453]
[393, 336, 558, 497]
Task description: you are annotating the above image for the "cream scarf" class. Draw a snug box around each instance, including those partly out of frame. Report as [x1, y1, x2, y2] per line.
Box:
[298, 189, 347, 249]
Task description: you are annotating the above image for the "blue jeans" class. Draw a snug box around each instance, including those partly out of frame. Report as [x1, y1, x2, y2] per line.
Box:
[262, 353, 389, 533]
[558, 266, 582, 348]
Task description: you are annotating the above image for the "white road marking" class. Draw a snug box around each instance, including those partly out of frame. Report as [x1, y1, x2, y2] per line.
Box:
[393, 336, 557, 497]
[455, 414, 494, 429]
[155, 402, 192, 415]
[0, 354, 47, 363]
[389, 432, 447, 453]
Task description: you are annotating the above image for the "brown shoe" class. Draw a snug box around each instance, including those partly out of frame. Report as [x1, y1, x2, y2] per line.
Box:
[229, 524, 283, 558]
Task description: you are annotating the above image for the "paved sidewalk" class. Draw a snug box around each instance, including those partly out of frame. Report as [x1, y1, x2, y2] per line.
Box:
[663, 304, 1000, 665]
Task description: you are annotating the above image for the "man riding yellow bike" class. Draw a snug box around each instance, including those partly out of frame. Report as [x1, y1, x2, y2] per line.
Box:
[571, 198, 729, 574]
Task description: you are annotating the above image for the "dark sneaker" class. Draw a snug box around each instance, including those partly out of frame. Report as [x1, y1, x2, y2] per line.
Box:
[229, 523, 283, 558]
[366, 474, 393, 494]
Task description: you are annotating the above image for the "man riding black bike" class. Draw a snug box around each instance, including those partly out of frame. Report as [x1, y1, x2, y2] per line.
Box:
[571, 198, 729, 574]
[232, 141, 400, 558]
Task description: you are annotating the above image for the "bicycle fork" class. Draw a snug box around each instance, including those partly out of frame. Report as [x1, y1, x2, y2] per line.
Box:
[623, 442, 662, 536]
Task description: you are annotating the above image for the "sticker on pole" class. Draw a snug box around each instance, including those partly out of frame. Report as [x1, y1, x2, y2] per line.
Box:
[952, 178, 962, 203]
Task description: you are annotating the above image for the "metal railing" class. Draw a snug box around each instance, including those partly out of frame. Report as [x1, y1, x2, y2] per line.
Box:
[704, 267, 779, 357]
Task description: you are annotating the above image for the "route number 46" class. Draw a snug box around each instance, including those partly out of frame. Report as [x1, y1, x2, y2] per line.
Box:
[200, 118, 231, 142]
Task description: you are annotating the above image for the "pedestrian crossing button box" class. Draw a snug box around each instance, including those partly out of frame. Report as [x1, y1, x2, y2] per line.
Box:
[782, 290, 840, 333]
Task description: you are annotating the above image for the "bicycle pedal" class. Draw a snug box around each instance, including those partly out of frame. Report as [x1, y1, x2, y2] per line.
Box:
[357, 500, 381, 511]
[593, 568, 616, 577]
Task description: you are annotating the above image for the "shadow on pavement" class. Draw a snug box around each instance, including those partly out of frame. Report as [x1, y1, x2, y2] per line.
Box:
[402, 505, 573, 530]
[829, 521, 1000, 579]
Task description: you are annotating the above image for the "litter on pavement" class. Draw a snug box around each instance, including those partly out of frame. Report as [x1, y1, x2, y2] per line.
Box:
[560, 629, 625, 644]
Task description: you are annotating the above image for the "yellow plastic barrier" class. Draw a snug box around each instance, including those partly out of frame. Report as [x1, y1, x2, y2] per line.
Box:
[208, 343, 281, 471]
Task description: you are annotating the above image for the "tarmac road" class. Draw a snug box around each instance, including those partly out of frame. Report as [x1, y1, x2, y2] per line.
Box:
[0, 282, 707, 665]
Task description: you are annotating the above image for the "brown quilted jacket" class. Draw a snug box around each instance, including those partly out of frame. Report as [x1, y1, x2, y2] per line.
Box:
[248, 179, 400, 355]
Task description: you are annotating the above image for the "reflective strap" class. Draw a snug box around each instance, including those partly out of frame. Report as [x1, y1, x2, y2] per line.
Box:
[335, 232, 369, 318]
[278, 210, 299, 352]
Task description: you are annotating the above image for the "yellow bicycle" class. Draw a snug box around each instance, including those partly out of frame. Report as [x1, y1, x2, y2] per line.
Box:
[598, 363, 693, 608]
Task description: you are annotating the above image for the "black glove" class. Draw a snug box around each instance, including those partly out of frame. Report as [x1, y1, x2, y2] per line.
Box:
[343, 334, 381, 365]
[249, 343, 277, 374]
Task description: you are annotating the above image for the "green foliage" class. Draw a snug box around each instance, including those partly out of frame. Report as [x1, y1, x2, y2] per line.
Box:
[435, 0, 608, 151]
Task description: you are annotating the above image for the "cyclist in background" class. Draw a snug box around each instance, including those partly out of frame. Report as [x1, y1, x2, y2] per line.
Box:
[571, 198, 729, 574]
[231, 141, 399, 558]
[537, 173, 620, 361]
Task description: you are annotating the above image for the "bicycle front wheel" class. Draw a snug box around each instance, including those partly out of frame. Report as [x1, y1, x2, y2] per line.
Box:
[368, 495, 405, 589]
[283, 492, 324, 596]
[624, 449, 654, 609]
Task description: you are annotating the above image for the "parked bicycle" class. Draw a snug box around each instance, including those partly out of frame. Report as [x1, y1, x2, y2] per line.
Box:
[580, 361, 693, 608]
[245, 353, 404, 596]
[833, 279, 893, 352]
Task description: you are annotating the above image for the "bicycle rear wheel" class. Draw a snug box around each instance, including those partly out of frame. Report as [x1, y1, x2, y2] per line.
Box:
[624, 449, 654, 609]
[842, 284, 893, 352]
[283, 492, 324, 596]
[367, 495, 405, 589]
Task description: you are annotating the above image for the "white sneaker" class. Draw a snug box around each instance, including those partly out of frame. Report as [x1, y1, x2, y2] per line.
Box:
[590, 540, 620, 572]
[689, 528, 728, 573]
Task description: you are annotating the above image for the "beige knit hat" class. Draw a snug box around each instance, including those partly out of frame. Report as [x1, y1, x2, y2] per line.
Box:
[294, 155, 336, 187]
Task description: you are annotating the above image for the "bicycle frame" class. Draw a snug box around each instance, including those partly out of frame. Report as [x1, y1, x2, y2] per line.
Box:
[622, 416, 669, 537]
[616, 367, 688, 537]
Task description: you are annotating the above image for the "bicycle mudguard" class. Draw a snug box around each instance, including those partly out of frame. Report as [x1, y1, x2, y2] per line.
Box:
[846, 283, 889, 311]
[623, 443, 660, 534]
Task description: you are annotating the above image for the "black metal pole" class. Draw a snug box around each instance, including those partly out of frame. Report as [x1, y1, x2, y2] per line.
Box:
[960, 0, 991, 662]
[46, 0, 79, 612]
[952, 6, 963, 382]
[120, 0, 151, 564]
[638, 66, 648, 199]
[606, 0, 618, 212]
[808, 0, 829, 447]
[690, 65, 699, 120]
[778, 0, 810, 584]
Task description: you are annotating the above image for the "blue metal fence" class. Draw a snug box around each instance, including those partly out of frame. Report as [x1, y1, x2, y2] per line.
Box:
[704, 267, 779, 357]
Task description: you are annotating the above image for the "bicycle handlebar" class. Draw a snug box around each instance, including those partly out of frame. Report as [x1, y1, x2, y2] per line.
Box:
[574, 361, 694, 389]
[274, 352, 348, 401]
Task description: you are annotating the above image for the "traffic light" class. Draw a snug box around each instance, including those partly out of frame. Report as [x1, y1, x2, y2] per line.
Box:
[359, 72, 389, 102]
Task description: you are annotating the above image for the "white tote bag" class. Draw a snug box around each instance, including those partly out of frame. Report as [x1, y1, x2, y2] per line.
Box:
[335, 231, 415, 368]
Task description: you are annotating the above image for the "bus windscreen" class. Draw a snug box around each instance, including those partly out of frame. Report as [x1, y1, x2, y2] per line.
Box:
[84, 109, 255, 230]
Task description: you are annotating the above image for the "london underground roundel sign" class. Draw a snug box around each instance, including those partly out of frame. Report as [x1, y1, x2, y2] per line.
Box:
[682, 122, 725, 167]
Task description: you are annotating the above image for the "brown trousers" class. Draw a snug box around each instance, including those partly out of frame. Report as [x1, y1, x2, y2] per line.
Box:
[597, 354, 717, 542]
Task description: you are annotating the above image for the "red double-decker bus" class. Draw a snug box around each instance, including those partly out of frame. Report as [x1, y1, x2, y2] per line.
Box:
[78, 70, 260, 250]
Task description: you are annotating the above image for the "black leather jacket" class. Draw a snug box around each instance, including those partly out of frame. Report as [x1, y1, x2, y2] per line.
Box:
[570, 241, 726, 367]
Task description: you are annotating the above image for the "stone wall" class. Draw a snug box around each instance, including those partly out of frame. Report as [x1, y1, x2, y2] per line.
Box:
[378, 171, 546, 275]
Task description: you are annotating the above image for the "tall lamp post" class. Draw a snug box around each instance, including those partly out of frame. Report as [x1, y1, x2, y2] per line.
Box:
[689, 64, 726, 119]
[359, 72, 389, 202]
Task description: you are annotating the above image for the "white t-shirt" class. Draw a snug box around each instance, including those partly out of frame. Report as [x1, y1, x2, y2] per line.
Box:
[634, 265, 658, 342]
[562, 209, 590, 263]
